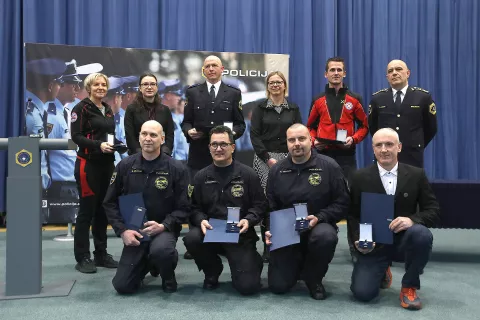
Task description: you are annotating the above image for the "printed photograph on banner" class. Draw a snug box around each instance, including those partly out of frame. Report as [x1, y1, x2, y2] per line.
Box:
[24, 43, 289, 224]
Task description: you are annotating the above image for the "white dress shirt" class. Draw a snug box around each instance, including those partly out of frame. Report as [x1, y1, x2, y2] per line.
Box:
[378, 162, 398, 195]
[207, 80, 221, 99]
[392, 84, 408, 104]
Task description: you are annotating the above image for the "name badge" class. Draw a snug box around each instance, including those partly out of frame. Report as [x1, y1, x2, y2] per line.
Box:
[336, 129, 347, 143]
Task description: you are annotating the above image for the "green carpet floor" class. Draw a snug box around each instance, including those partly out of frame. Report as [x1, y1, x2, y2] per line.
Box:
[1, 226, 479, 320]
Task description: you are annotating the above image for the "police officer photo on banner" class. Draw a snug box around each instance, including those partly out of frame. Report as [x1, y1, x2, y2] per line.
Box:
[25, 43, 289, 225]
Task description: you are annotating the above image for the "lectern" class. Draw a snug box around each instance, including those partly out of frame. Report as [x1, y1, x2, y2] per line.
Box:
[0, 136, 77, 300]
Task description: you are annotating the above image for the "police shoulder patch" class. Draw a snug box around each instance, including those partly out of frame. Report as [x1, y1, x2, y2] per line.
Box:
[46, 123, 54, 134]
[238, 100, 242, 111]
[188, 184, 194, 198]
[372, 88, 389, 96]
[110, 172, 117, 185]
[71, 112, 78, 123]
[368, 104, 372, 115]
[429, 102, 436, 115]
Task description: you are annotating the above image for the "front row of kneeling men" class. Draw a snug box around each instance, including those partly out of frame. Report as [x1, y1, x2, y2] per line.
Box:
[103, 120, 439, 310]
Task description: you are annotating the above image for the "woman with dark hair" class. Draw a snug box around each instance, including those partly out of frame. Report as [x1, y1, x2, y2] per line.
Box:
[250, 71, 303, 262]
[124, 73, 174, 155]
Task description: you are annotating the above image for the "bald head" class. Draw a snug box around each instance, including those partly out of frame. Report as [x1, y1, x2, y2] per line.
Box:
[386, 59, 410, 90]
[204, 55, 223, 67]
[141, 120, 164, 135]
[372, 128, 400, 145]
[203, 55, 224, 84]
[139, 120, 164, 158]
[372, 128, 402, 171]
[286, 124, 312, 164]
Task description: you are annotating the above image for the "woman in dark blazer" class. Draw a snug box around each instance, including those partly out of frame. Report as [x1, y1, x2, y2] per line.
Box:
[124, 73, 174, 155]
[250, 71, 303, 262]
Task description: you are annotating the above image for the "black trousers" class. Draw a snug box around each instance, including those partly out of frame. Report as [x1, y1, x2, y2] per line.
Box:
[268, 223, 338, 294]
[112, 231, 178, 294]
[183, 227, 263, 295]
[73, 158, 114, 262]
[351, 224, 433, 302]
[320, 151, 357, 250]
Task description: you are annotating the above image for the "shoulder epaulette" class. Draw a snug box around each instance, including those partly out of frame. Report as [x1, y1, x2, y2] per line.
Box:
[372, 88, 389, 96]
[47, 103, 57, 115]
[26, 102, 36, 113]
[411, 86, 429, 94]
[225, 83, 241, 91]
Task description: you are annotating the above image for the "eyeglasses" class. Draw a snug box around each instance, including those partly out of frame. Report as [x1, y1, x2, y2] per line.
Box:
[209, 142, 232, 149]
[140, 83, 157, 88]
[268, 81, 284, 86]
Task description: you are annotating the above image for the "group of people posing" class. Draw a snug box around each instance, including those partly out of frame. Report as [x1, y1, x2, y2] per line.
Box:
[70, 55, 439, 311]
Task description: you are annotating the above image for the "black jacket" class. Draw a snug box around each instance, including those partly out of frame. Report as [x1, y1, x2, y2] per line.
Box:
[70, 98, 117, 163]
[103, 152, 190, 236]
[250, 98, 302, 162]
[348, 162, 439, 251]
[181, 82, 245, 170]
[368, 86, 437, 167]
[190, 160, 267, 241]
[124, 101, 175, 156]
[266, 151, 350, 229]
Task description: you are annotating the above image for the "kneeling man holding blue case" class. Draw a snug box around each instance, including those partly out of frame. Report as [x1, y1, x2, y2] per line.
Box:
[348, 128, 439, 310]
[104, 120, 190, 294]
[265, 124, 350, 300]
[183, 125, 267, 295]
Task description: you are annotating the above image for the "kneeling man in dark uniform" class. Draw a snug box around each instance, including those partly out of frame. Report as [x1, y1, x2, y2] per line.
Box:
[265, 124, 350, 300]
[183, 125, 267, 295]
[104, 120, 190, 294]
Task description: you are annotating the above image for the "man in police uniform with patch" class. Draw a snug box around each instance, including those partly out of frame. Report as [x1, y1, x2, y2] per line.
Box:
[183, 125, 267, 295]
[368, 59, 437, 168]
[265, 123, 350, 300]
[181, 55, 245, 174]
[103, 120, 190, 294]
[25, 58, 67, 222]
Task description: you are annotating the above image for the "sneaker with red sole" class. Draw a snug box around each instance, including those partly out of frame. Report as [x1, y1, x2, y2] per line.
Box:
[400, 287, 422, 310]
[380, 266, 393, 289]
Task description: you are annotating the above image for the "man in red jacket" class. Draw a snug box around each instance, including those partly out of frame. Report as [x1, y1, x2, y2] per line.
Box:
[307, 57, 369, 261]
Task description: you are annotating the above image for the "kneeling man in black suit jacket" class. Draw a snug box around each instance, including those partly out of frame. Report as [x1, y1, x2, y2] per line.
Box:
[349, 127, 439, 310]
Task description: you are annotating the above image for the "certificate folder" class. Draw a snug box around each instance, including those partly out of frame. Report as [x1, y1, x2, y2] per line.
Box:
[204, 218, 240, 243]
[360, 192, 394, 245]
[118, 193, 145, 229]
[269, 208, 300, 251]
[315, 137, 345, 145]
[118, 192, 150, 242]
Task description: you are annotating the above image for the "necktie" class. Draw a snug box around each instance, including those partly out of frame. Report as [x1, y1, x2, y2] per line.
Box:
[209, 85, 215, 101]
[42, 110, 49, 138]
[63, 109, 68, 124]
[395, 91, 402, 107]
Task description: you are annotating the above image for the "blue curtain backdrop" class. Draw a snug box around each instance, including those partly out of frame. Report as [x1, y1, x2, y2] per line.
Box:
[0, 0, 478, 211]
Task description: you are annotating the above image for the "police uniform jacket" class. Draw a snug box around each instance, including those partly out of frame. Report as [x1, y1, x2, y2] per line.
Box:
[368, 86, 437, 167]
[266, 151, 350, 228]
[103, 152, 190, 236]
[181, 82, 245, 170]
[71, 98, 118, 163]
[190, 160, 267, 241]
[348, 163, 439, 252]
